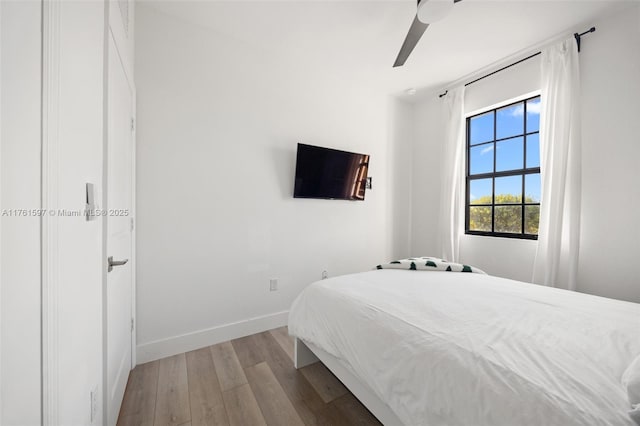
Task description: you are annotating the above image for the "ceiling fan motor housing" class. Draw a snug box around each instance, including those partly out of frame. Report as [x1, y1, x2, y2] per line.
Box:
[418, 0, 454, 24]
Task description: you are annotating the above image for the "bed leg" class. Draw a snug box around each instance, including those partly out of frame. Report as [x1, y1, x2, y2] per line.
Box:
[294, 338, 319, 369]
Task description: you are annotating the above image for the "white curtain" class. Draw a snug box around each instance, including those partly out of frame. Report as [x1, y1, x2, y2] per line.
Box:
[439, 86, 465, 262]
[532, 37, 582, 290]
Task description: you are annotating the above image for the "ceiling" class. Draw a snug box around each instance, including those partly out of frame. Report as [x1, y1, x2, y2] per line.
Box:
[144, 0, 636, 98]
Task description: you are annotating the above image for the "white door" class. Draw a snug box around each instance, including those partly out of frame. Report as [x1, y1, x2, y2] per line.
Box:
[106, 32, 134, 425]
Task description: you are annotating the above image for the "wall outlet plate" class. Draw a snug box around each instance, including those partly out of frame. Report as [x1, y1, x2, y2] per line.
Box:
[322, 270, 328, 280]
[269, 279, 278, 291]
[90, 385, 98, 423]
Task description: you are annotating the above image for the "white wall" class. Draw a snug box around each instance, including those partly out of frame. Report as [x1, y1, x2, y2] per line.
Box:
[54, 1, 106, 424]
[135, 4, 407, 361]
[578, 5, 640, 303]
[0, 1, 42, 423]
[389, 98, 414, 259]
[409, 4, 640, 302]
[1, 3, 108, 424]
[410, 94, 444, 258]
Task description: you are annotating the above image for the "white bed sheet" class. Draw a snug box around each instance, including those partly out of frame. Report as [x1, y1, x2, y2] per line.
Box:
[288, 270, 640, 426]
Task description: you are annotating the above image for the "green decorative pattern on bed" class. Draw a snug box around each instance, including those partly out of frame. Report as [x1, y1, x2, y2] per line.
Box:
[376, 257, 486, 274]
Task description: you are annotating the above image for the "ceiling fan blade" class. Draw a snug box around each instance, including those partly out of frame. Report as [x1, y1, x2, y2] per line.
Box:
[393, 15, 429, 67]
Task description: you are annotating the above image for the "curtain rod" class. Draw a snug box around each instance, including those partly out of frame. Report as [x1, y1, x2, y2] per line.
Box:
[438, 26, 596, 98]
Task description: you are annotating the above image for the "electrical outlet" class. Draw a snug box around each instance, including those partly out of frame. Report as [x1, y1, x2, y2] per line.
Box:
[269, 279, 278, 291]
[322, 270, 328, 280]
[90, 386, 98, 424]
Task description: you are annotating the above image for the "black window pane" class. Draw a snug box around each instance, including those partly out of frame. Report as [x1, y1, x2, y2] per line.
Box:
[525, 205, 540, 234]
[465, 95, 540, 239]
[525, 173, 541, 203]
[469, 144, 494, 175]
[526, 133, 540, 168]
[470, 178, 492, 205]
[495, 175, 522, 204]
[496, 137, 523, 172]
[495, 205, 522, 233]
[470, 112, 494, 145]
[496, 103, 524, 139]
[526, 97, 541, 133]
[469, 206, 492, 232]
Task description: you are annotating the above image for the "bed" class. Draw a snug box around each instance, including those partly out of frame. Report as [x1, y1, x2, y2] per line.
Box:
[288, 262, 640, 426]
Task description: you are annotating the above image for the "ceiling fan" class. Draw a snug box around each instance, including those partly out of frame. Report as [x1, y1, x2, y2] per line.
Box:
[393, 0, 463, 67]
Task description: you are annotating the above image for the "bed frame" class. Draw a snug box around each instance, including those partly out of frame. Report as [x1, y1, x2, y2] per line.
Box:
[294, 338, 404, 426]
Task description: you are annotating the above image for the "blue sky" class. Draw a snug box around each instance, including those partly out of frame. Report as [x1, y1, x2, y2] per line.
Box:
[469, 97, 541, 203]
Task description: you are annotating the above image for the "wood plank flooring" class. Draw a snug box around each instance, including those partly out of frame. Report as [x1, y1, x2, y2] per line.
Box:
[117, 327, 382, 426]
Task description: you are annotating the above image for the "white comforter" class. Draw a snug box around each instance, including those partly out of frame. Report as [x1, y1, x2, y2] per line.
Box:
[288, 270, 640, 426]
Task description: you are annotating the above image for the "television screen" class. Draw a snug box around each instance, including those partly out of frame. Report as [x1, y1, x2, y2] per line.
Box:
[293, 143, 370, 200]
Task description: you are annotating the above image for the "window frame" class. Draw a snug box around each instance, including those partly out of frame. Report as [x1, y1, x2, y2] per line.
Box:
[464, 95, 541, 240]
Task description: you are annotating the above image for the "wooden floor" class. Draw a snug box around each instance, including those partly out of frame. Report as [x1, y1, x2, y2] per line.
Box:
[117, 327, 382, 426]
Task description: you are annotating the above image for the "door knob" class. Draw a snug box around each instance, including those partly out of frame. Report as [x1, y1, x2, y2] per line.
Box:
[108, 256, 129, 272]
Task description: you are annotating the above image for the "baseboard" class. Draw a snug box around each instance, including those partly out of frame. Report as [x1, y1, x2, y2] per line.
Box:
[136, 310, 289, 364]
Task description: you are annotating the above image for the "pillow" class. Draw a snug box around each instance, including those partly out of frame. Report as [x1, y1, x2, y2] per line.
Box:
[376, 256, 486, 274]
[623, 354, 640, 425]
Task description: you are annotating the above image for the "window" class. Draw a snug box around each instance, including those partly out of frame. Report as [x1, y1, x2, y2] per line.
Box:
[465, 95, 541, 239]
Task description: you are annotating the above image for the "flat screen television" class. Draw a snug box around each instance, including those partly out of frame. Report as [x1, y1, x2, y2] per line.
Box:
[293, 143, 370, 201]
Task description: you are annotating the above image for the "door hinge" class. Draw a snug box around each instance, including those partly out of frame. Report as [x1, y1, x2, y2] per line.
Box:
[131, 117, 135, 132]
[130, 217, 134, 231]
[131, 318, 134, 332]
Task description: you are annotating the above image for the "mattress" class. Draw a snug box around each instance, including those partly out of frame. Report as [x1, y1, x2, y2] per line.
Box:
[288, 270, 640, 426]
